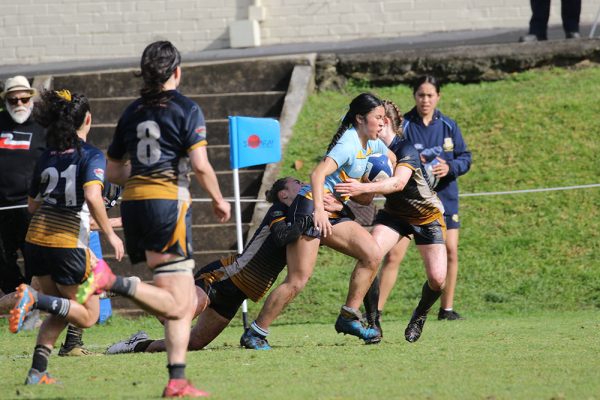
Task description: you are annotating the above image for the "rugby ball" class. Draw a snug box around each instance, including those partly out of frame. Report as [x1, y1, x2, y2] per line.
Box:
[363, 154, 393, 182]
[103, 182, 122, 209]
[423, 159, 440, 189]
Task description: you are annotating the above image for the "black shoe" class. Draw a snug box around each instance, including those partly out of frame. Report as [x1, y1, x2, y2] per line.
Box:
[437, 308, 465, 321]
[566, 32, 581, 39]
[404, 311, 427, 343]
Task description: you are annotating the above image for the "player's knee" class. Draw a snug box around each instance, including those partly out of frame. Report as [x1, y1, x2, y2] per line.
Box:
[74, 315, 97, 329]
[428, 276, 445, 292]
[285, 275, 310, 298]
[289, 278, 309, 296]
[361, 250, 383, 271]
[446, 251, 458, 265]
[162, 301, 193, 320]
[153, 258, 196, 319]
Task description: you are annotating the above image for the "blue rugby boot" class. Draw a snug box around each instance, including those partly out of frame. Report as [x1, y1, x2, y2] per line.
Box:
[25, 368, 58, 385]
[240, 328, 271, 350]
[335, 306, 380, 341]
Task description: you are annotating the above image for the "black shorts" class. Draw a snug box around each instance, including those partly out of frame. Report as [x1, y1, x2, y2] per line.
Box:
[121, 199, 192, 264]
[287, 195, 353, 239]
[445, 213, 460, 230]
[194, 261, 246, 320]
[374, 210, 446, 245]
[24, 242, 92, 286]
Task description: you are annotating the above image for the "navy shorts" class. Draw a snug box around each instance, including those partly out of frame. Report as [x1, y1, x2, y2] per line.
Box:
[121, 199, 193, 264]
[374, 210, 446, 245]
[286, 195, 353, 239]
[445, 213, 461, 230]
[24, 242, 91, 286]
[194, 260, 246, 320]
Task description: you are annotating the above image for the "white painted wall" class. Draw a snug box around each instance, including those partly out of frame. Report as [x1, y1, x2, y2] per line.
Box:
[0, 0, 597, 65]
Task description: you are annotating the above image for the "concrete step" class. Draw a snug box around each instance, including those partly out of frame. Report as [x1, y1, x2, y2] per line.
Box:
[51, 56, 308, 98]
[190, 169, 264, 198]
[89, 119, 230, 148]
[88, 91, 285, 124]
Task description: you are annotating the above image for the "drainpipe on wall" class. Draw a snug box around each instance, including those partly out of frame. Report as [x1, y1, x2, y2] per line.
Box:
[229, 0, 266, 48]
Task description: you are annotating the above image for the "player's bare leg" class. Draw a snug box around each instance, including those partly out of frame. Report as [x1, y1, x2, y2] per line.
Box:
[255, 236, 319, 329]
[377, 237, 410, 310]
[439, 229, 463, 320]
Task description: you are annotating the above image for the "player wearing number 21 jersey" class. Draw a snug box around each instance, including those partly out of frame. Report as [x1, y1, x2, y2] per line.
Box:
[26, 142, 106, 253]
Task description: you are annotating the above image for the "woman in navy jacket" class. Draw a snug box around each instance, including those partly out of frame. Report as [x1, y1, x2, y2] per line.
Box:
[377, 75, 471, 323]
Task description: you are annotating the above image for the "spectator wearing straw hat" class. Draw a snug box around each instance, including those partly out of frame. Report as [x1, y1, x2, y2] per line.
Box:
[0, 76, 46, 295]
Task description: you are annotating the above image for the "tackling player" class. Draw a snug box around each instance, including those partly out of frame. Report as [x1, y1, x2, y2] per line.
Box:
[336, 99, 448, 344]
[105, 177, 340, 353]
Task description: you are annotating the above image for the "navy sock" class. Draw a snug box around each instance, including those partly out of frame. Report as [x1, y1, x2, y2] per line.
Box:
[134, 339, 154, 353]
[415, 281, 441, 315]
[64, 324, 83, 347]
[167, 363, 186, 380]
[363, 275, 380, 325]
[36, 293, 70, 318]
[32, 344, 52, 372]
[110, 276, 137, 297]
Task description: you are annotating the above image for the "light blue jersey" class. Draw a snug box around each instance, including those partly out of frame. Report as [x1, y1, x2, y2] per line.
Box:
[299, 128, 387, 202]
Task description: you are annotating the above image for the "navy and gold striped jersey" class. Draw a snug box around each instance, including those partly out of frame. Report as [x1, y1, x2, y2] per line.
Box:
[107, 90, 207, 201]
[26, 141, 106, 249]
[199, 202, 289, 302]
[383, 136, 444, 225]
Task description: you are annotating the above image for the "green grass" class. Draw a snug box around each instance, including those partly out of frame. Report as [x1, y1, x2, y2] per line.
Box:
[1, 312, 599, 399]
[265, 65, 600, 324]
[1, 66, 600, 398]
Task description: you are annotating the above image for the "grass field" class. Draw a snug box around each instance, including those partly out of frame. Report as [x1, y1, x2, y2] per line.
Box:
[1, 311, 599, 399]
[1, 66, 599, 399]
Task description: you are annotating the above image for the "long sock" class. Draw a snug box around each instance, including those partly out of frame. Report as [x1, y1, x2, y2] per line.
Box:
[134, 339, 154, 353]
[415, 281, 442, 315]
[36, 293, 70, 318]
[64, 324, 83, 348]
[167, 363, 186, 380]
[109, 276, 138, 297]
[32, 345, 52, 372]
[250, 321, 268, 338]
[363, 275, 380, 326]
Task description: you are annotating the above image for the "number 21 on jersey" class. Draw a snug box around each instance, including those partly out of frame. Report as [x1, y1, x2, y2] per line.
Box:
[40, 164, 77, 206]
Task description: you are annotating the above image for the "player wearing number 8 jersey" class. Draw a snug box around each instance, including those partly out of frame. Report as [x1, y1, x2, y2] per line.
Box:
[104, 41, 230, 398]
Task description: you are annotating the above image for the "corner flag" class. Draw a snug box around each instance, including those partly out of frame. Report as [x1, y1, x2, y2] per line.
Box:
[229, 116, 281, 169]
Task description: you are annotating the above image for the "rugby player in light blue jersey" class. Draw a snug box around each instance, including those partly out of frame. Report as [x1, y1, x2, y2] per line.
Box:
[242, 92, 398, 348]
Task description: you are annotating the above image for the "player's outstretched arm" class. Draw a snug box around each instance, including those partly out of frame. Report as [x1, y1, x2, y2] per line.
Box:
[189, 146, 231, 222]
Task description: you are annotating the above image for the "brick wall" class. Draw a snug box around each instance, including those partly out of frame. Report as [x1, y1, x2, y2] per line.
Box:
[1, 0, 597, 65]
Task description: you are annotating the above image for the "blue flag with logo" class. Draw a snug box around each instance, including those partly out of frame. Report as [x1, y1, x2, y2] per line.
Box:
[229, 116, 281, 169]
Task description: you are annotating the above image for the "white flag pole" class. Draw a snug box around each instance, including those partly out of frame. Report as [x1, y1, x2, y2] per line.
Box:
[232, 167, 249, 330]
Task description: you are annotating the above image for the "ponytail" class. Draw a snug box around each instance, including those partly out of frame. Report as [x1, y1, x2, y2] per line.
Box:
[34, 89, 90, 152]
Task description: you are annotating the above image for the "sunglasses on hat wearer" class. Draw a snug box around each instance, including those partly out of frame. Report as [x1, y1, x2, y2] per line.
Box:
[6, 96, 32, 106]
